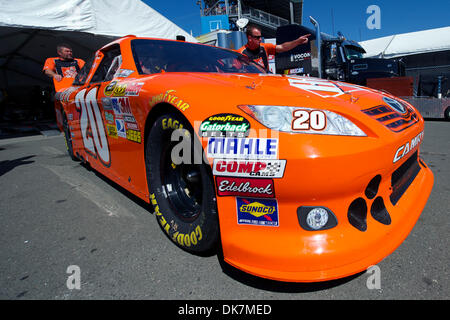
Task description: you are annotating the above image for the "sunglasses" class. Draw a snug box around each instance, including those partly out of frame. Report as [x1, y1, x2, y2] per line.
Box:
[250, 35, 262, 40]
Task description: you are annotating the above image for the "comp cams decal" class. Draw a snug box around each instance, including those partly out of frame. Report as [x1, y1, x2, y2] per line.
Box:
[215, 177, 275, 198]
[213, 159, 286, 178]
[207, 138, 278, 159]
[236, 197, 279, 227]
[199, 114, 250, 138]
[75, 87, 111, 166]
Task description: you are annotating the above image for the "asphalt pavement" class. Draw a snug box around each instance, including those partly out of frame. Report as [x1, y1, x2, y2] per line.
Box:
[0, 121, 448, 301]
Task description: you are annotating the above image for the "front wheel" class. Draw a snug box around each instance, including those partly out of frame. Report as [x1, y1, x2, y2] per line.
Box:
[145, 112, 219, 254]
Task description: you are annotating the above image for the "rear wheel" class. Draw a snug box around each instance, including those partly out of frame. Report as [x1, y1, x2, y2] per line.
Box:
[145, 112, 219, 254]
[444, 106, 450, 121]
[62, 112, 78, 161]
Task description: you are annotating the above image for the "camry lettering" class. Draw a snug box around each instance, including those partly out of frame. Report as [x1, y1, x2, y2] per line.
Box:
[75, 88, 110, 165]
[393, 131, 424, 163]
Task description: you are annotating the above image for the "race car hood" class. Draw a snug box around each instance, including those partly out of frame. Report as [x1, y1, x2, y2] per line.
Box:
[143, 72, 422, 137]
[155, 73, 397, 111]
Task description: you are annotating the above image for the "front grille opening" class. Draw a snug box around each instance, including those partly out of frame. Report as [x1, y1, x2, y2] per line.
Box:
[370, 196, 391, 225]
[391, 151, 421, 205]
[365, 175, 381, 199]
[348, 198, 368, 231]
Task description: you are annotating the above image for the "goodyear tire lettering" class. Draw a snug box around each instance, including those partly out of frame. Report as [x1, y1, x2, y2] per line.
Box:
[150, 194, 203, 249]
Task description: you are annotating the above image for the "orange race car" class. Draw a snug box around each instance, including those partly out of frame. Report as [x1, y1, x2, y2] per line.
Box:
[54, 35, 434, 282]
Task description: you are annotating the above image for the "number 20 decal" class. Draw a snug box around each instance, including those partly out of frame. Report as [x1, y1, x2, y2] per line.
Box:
[292, 109, 327, 131]
[75, 87, 111, 166]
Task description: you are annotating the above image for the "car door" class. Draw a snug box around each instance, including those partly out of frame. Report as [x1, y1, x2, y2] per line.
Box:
[72, 45, 122, 178]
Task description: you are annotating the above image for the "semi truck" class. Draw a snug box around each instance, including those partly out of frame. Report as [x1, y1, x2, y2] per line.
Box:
[274, 17, 405, 85]
[275, 17, 450, 120]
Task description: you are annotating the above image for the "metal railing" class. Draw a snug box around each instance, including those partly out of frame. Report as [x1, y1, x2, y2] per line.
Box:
[201, 2, 289, 29]
[241, 7, 289, 29]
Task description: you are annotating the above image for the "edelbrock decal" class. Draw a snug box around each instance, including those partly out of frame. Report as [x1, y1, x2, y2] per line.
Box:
[215, 177, 275, 198]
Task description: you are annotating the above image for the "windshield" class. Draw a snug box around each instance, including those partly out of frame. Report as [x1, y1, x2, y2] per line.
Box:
[344, 46, 364, 59]
[131, 39, 266, 74]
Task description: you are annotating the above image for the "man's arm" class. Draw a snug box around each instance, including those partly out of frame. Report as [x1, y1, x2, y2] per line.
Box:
[44, 69, 62, 82]
[43, 58, 62, 81]
[276, 34, 311, 54]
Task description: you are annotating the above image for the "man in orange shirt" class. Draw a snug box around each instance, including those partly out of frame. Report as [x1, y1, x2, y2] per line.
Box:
[238, 25, 311, 72]
[43, 44, 85, 91]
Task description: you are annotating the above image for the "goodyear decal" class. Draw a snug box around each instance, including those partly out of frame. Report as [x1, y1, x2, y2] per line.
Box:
[236, 197, 279, 227]
[150, 194, 203, 248]
[149, 89, 190, 111]
[199, 113, 250, 138]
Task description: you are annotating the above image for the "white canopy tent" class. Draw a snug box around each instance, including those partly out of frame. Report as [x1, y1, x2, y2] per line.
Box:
[359, 26, 450, 59]
[0, 0, 196, 88]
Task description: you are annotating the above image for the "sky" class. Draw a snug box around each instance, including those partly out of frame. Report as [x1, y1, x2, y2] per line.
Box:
[144, 0, 450, 42]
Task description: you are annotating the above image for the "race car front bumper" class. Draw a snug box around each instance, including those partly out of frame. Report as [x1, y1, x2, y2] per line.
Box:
[214, 131, 434, 282]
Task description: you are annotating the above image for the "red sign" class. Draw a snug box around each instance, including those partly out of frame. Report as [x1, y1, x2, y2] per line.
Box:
[215, 177, 275, 198]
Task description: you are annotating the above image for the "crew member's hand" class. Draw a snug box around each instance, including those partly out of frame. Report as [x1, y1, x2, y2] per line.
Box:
[54, 74, 63, 82]
[298, 34, 311, 45]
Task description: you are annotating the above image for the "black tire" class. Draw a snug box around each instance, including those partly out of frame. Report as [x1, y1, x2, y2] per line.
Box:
[62, 112, 78, 161]
[145, 112, 219, 254]
[444, 106, 450, 121]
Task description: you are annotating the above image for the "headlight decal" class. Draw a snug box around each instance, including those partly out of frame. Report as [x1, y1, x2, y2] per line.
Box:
[238, 105, 366, 137]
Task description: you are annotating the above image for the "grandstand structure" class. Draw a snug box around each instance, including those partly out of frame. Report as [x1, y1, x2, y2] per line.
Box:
[198, 0, 303, 37]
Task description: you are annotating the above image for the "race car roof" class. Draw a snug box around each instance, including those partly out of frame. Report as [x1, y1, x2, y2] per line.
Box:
[0, 0, 197, 42]
[359, 26, 450, 59]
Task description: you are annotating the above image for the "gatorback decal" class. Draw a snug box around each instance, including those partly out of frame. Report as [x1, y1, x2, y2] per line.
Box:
[199, 113, 250, 138]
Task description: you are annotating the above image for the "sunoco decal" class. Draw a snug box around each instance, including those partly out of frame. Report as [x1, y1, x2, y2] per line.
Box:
[207, 138, 278, 159]
[236, 197, 279, 227]
[213, 159, 286, 178]
[199, 113, 250, 138]
[215, 177, 275, 198]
